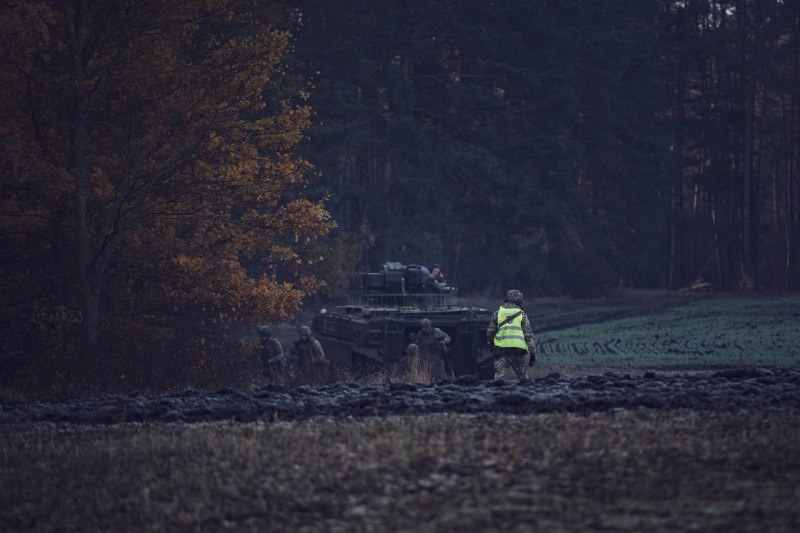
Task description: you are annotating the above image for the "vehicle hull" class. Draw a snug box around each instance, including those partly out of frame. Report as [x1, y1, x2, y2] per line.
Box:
[312, 305, 494, 378]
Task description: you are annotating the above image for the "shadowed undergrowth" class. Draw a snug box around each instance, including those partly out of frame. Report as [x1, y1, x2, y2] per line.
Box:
[2, 410, 799, 531]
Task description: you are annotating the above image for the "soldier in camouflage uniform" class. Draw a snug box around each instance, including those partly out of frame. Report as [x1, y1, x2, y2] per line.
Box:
[290, 325, 330, 386]
[391, 343, 420, 382]
[413, 318, 451, 383]
[486, 289, 537, 380]
[258, 325, 286, 386]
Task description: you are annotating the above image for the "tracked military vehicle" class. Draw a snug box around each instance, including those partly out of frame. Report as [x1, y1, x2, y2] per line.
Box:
[311, 262, 494, 379]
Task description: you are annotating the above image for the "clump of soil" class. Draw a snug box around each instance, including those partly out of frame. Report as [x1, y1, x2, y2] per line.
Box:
[2, 366, 797, 425]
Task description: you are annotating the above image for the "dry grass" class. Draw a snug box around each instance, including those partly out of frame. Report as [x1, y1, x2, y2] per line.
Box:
[2, 410, 799, 531]
[397, 355, 438, 384]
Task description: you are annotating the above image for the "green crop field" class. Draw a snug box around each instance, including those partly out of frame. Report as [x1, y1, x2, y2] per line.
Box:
[534, 296, 800, 369]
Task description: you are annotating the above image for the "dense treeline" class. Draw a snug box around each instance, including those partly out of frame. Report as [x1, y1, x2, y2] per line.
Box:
[290, 0, 800, 296]
[1, 0, 799, 391]
[663, 0, 800, 292]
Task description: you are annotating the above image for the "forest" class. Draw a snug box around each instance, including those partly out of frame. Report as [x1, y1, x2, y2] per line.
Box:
[289, 0, 800, 297]
[1, 0, 799, 385]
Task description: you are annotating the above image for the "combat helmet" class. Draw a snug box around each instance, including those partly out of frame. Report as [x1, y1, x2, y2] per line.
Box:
[505, 289, 523, 305]
[420, 318, 432, 328]
[298, 325, 311, 337]
[257, 325, 272, 337]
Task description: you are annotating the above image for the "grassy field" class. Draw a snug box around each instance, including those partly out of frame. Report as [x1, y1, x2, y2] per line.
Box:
[2, 411, 799, 531]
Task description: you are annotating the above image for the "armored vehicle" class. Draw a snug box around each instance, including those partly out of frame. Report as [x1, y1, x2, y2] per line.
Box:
[311, 262, 494, 379]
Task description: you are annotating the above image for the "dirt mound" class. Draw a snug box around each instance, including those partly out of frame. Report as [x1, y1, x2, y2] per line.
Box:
[2, 367, 798, 425]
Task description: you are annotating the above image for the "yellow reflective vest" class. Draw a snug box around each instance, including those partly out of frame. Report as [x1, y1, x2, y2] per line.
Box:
[493, 306, 528, 351]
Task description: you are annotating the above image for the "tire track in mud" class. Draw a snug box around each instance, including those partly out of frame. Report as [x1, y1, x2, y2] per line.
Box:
[2, 367, 799, 425]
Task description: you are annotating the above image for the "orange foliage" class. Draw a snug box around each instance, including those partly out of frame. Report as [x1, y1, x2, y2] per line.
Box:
[0, 1, 331, 352]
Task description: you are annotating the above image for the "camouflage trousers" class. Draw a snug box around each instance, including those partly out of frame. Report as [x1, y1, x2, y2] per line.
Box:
[493, 348, 531, 380]
[262, 363, 286, 386]
[297, 363, 331, 387]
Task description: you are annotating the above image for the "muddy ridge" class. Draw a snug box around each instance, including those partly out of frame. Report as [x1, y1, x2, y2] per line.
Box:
[2, 367, 798, 425]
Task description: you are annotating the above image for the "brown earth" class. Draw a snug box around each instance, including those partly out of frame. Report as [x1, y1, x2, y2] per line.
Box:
[2, 366, 798, 425]
[1, 409, 799, 532]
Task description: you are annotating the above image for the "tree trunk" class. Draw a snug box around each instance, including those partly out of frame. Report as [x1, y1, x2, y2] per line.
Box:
[64, 0, 98, 343]
[787, 8, 800, 292]
[668, 68, 686, 290]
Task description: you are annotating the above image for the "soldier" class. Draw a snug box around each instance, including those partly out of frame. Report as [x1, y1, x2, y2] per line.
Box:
[257, 325, 286, 386]
[486, 289, 537, 380]
[413, 318, 451, 383]
[392, 343, 421, 382]
[290, 325, 330, 385]
[430, 264, 446, 284]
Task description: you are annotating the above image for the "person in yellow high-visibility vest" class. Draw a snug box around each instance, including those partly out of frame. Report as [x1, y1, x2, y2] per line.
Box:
[486, 289, 537, 380]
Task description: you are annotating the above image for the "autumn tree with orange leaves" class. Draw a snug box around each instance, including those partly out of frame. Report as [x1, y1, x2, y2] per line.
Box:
[0, 1, 331, 382]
